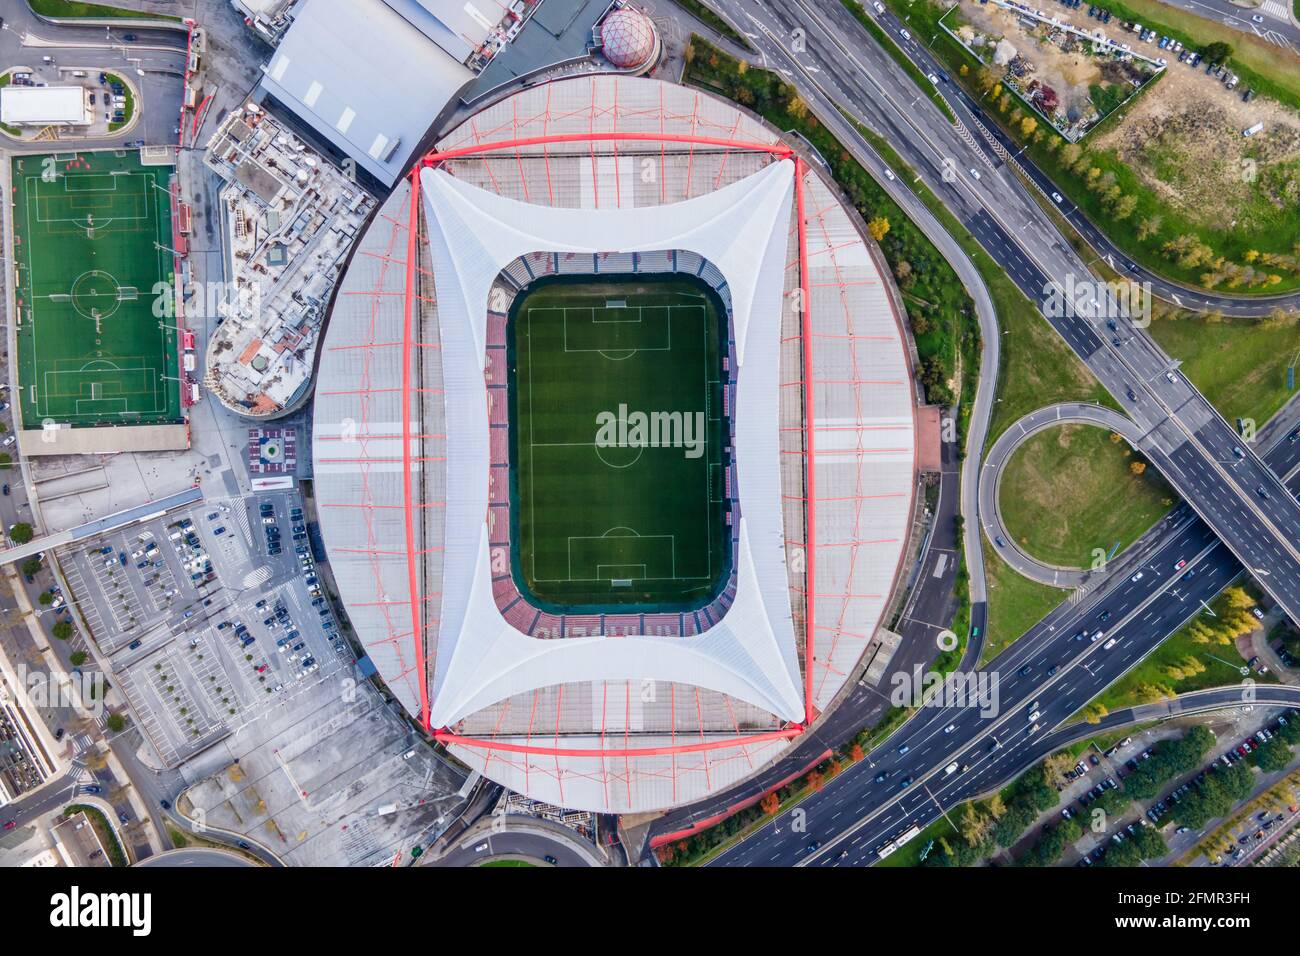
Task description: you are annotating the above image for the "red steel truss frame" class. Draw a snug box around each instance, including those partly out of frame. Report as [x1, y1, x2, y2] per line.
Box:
[402, 129, 816, 762]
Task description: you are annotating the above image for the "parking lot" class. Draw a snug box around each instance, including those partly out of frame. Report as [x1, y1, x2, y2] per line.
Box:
[61, 488, 345, 767]
[63, 508, 222, 655]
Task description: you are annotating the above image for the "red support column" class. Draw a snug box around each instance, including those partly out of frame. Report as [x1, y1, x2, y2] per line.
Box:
[795, 157, 817, 728]
[401, 169, 433, 731]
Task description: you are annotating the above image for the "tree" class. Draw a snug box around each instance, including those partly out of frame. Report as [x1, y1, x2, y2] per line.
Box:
[68, 651, 87, 667]
[1133, 823, 1167, 860]
[1251, 737, 1292, 774]
[9, 523, 33, 545]
[867, 217, 890, 242]
[760, 792, 780, 815]
[20, 557, 42, 578]
[1200, 41, 1233, 63]
[1021, 825, 1066, 866]
[1020, 117, 1037, 138]
[1100, 836, 1142, 867]
[0, 453, 11, 470]
[993, 800, 1036, 846]
[1129, 460, 1147, 476]
[1083, 702, 1109, 724]
[1137, 215, 1163, 241]
[105, 712, 127, 734]
[1095, 787, 1131, 819]
[1277, 717, 1300, 747]
[1113, 194, 1138, 221]
[38, 592, 53, 606]
[1044, 751, 1077, 788]
[1058, 814, 1085, 845]
[52, 620, 73, 641]
[959, 802, 996, 845]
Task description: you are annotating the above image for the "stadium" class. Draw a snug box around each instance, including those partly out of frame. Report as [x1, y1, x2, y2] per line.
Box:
[312, 75, 919, 813]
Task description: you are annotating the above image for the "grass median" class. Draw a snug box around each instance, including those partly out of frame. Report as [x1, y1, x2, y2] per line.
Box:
[27, 0, 180, 20]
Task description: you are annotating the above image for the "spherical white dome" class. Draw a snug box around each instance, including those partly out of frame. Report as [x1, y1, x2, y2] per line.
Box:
[602, 8, 658, 70]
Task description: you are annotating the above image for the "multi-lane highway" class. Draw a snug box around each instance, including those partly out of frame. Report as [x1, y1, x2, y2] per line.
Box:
[705, 0, 1300, 626]
[703, 402, 1300, 866]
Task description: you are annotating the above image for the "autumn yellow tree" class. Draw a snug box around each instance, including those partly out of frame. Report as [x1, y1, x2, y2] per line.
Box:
[867, 217, 890, 242]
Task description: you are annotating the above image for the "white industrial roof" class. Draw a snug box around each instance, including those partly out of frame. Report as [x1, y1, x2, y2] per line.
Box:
[386, 0, 501, 62]
[422, 161, 803, 726]
[259, 0, 472, 185]
[0, 87, 86, 125]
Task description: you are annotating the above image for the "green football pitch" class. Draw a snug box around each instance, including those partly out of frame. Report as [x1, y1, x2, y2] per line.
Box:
[11, 150, 180, 428]
[509, 275, 732, 611]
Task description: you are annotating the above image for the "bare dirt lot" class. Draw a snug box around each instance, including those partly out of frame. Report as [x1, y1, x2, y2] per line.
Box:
[1095, 63, 1300, 233]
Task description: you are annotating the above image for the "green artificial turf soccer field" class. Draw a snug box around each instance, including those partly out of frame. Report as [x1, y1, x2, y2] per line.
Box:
[509, 274, 732, 611]
[11, 150, 180, 429]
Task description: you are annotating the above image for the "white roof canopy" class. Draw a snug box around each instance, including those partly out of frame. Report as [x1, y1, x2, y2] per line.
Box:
[421, 161, 806, 727]
[1, 87, 87, 125]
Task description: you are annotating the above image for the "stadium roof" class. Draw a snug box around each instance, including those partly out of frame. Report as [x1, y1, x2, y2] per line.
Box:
[312, 77, 917, 811]
[1, 87, 88, 125]
[259, 0, 471, 185]
[421, 161, 802, 727]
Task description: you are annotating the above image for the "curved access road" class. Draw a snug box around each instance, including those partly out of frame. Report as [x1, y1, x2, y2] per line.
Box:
[979, 403, 1145, 587]
[429, 817, 607, 868]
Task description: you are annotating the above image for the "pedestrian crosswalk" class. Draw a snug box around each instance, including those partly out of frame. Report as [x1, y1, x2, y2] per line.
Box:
[1259, 0, 1289, 21]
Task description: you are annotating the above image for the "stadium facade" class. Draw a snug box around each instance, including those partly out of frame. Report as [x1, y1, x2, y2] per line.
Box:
[312, 76, 918, 812]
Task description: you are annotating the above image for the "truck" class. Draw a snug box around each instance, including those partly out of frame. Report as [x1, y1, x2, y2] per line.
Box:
[1244, 122, 1263, 137]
